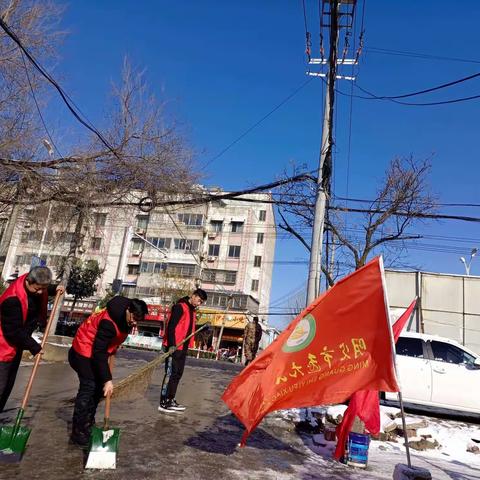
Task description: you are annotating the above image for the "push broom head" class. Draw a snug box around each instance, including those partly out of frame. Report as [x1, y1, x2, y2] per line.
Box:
[85, 425, 120, 469]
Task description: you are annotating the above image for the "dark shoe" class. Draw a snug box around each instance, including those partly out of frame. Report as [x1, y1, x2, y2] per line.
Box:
[158, 399, 182, 414]
[170, 399, 186, 411]
[70, 433, 89, 448]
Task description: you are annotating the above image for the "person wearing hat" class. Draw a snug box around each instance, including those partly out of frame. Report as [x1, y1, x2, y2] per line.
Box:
[69, 296, 148, 446]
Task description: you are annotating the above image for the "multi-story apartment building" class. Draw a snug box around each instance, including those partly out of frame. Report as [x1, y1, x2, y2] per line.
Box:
[0, 192, 276, 324]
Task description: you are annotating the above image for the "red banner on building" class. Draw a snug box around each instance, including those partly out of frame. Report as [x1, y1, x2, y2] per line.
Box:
[222, 257, 399, 445]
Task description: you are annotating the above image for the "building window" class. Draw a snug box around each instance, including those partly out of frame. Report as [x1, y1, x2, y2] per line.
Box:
[256, 233, 264, 244]
[167, 263, 197, 277]
[90, 237, 102, 251]
[128, 264, 139, 275]
[201, 269, 236, 285]
[210, 220, 223, 232]
[56, 232, 74, 244]
[254, 255, 262, 267]
[177, 213, 204, 227]
[94, 213, 107, 227]
[15, 254, 32, 266]
[146, 237, 171, 249]
[136, 215, 149, 230]
[174, 238, 200, 252]
[251, 279, 259, 291]
[259, 210, 266, 221]
[224, 271, 237, 284]
[231, 221, 244, 233]
[203, 270, 216, 282]
[208, 244, 220, 256]
[228, 245, 241, 258]
[140, 261, 154, 273]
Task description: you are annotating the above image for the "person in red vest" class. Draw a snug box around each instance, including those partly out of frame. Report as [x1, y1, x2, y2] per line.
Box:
[68, 296, 148, 446]
[0, 266, 64, 412]
[159, 288, 207, 414]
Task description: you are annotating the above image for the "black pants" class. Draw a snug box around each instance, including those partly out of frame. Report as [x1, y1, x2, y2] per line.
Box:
[0, 349, 23, 413]
[160, 348, 187, 402]
[68, 348, 104, 441]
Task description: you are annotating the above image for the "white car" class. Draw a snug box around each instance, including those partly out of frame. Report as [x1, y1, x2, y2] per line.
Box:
[124, 331, 163, 351]
[384, 331, 480, 415]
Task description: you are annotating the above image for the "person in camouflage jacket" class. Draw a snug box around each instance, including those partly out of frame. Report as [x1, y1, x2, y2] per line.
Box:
[243, 316, 262, 365]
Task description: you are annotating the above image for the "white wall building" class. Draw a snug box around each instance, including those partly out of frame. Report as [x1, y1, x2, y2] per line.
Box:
[1, 191, 276, 322]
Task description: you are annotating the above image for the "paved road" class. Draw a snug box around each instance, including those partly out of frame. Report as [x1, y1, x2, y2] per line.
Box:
[0, 350, 479, 479]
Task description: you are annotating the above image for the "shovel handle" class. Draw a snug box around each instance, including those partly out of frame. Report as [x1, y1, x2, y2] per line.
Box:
[104, 355, 114, 430]
[20, 291, 63, 411]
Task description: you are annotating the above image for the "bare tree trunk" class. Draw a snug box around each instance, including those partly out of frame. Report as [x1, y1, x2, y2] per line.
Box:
[50, 208, 86, 335]
[68, 295, 78, 321]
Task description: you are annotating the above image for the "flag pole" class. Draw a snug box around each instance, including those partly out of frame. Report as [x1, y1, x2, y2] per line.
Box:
[378, 257, 413, 469]
[397, 391, 412, 468]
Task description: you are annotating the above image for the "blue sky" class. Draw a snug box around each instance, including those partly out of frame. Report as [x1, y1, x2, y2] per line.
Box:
[41, 1, 480, 327]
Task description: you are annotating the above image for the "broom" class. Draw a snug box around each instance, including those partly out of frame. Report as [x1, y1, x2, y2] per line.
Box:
[0, 291, 62, 463]
[112, 322, 211, 400]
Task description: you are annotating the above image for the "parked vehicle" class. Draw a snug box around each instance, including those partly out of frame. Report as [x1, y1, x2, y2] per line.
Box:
[124, 331, 163, 351]
[384, 331, 480, 415]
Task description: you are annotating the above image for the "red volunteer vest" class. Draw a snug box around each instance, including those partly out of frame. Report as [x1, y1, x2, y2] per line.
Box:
[164, 302, 196, 350]
[0, 274, 47, 361]
[72, 309, 128, 358]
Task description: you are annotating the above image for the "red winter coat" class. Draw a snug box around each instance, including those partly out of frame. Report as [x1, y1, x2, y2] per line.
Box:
[163, 298, 196, 350]
[0, 274, 47, 361]
[72, 309, 128, 358]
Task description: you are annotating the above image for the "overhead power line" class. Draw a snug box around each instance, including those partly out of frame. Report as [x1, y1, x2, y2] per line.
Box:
[319, 69, 480, 106]
[329, 205, 480, 224]
[0, 17, 117, 156]
[21, 52, 63, 158]
[355, 71, 480, 100]
[202, 77, 314, 168]
[366, 46, 480, 65]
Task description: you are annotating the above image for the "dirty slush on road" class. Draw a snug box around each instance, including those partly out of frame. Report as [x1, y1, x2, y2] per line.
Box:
[1, 350, 478, 480]
[0, 351, 320, 480]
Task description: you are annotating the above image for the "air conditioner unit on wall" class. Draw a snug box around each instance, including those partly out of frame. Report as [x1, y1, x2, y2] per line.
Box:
[135, 228, 145, 236]
[208, 233, 217, 239]
[207, 256, 216, 262]
[132, 250, 141, 256]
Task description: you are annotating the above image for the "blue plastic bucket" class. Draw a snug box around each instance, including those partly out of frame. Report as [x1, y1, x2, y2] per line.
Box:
[347, 432, 370, 468]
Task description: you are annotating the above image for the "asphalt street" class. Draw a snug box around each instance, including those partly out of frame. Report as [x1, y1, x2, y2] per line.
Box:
[0, 350, 479, 480]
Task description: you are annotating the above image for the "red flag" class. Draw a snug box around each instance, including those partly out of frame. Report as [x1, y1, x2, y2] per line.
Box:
[222, 257, 399, 445]
[334, 298, 418, 460]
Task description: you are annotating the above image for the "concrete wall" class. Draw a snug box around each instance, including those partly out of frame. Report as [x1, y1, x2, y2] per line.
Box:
[386, 269, 480, 354]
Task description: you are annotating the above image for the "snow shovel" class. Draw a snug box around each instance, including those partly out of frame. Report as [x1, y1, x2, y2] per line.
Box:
[85, 392, 119, 469]
[85, 356, 118, 469]
[0, 291, 63, 463]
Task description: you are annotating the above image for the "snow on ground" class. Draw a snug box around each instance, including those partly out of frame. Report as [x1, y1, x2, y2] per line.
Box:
[272, 404, 480, 469]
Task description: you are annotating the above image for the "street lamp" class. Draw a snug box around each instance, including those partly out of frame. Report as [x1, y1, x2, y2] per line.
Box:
[37, 139, 55, 258]
[460, 248, 478, 276]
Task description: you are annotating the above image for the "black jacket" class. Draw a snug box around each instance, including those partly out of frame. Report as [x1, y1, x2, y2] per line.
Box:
[0, 283, 57, 356]
[91, 296, 132, 383]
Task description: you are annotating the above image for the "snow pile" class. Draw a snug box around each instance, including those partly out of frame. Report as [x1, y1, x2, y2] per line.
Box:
[274, 404, 480, 465]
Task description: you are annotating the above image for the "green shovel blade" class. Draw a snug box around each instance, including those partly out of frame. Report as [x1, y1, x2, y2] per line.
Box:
[89, 425, 120, 453]
[0, 425, 31, 455]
